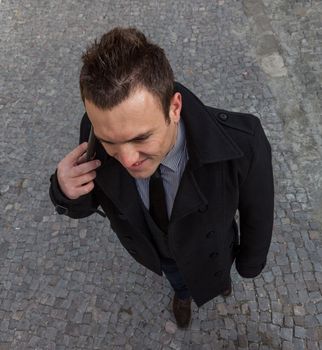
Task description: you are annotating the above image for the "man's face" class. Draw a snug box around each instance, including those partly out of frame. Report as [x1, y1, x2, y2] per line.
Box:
[85, 89, 182, 179]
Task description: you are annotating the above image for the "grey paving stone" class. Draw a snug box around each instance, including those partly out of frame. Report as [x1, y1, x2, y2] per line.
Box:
[281, 327, 293, 342]
[282, 341, 294, 350]
[294, 326, 306, 339]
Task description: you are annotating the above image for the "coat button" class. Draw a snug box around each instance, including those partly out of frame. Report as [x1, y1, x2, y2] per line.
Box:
[209, 251, 219, 258]
[206, 231, 216, 239]
[124, 235, 133, 241]
[219, 113, 228, 121]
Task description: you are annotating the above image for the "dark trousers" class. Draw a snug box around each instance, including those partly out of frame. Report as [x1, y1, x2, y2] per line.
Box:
[160, 258, 191, 300]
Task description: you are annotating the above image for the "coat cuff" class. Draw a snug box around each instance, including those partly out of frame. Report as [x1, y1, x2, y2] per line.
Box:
[49, 171, 75, 215]
[49, 170, 106, 218]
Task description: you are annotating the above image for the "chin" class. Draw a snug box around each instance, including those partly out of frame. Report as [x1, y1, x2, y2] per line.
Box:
[127, 169, 153, 179]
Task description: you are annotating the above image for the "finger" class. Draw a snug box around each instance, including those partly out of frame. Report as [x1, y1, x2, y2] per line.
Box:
[64, 142, 88, 164]
[70, 159, 101, 178]
[78, 181, 95, 196]
[76, 153, 88, 165]
[72, 170, 97, 187]
[64, 180, 95, 199]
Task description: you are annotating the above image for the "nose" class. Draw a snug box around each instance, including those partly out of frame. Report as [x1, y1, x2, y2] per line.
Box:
[116, 145, 140, 168]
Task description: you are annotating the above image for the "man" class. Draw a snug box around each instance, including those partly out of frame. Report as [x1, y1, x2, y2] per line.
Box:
[49, 27, 274, 328]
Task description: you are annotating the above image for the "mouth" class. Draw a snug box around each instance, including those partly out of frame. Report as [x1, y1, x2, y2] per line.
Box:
[128, 159, 148, 170]
[133, 160, 144, 166]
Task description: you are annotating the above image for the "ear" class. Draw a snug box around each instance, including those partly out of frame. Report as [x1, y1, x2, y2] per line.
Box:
[169, 92, 182, 123]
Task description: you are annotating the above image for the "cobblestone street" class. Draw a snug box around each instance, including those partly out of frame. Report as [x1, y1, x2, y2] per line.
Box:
[1, 0, 322, 349]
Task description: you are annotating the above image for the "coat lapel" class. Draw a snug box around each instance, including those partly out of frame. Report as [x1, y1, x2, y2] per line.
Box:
[170, 164, 207, 223]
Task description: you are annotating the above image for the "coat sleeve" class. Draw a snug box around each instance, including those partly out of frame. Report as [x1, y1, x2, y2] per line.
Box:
[49, 170, 103, 219]
[235, 118, 274, 278]
[48, 113, 105, 219]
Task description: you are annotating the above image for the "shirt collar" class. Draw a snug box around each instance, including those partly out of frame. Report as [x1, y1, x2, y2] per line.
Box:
[160, 118, 186, 172]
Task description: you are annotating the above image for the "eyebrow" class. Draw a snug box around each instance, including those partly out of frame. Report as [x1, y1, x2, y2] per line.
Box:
[95, 131, 153, 145]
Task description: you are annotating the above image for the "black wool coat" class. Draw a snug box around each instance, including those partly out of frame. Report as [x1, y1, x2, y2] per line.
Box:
[50, 82, 274, 307]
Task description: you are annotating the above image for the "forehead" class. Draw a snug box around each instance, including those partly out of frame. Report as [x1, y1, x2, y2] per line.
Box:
[84, 89, 165, 140]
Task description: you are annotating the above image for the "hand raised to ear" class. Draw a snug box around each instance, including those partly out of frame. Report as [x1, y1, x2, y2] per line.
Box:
[57, 142, 101, 200]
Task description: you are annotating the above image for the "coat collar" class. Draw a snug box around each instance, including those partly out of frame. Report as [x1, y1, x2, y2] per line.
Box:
[174, 82, 244, 169]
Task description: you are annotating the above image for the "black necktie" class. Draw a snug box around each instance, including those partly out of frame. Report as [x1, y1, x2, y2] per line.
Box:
[149, 166, 169, 233]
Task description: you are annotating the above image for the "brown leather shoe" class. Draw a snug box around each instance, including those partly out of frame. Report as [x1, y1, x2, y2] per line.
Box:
[221, 278, 232, 297]
[172, 294, 192, 328]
